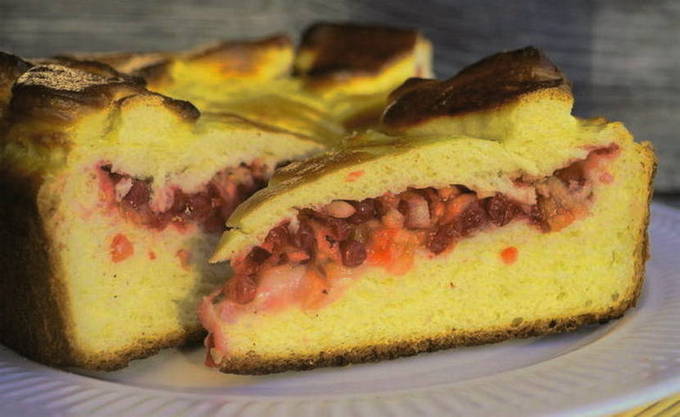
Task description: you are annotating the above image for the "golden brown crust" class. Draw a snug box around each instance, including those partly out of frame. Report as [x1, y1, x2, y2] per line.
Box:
[296, 22, 419, 82]
[217, 301, 637, 375]
[382, 46, 570, 129]
[9, 64, 145, 123]
[7, 64, 199, 126]
[35, 56, 144, 83]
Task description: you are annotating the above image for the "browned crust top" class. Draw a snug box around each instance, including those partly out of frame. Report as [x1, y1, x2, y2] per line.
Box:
[297, 22, 419, 80]
[40, 56, 145, 84]
[9, 64, 144, 122]
[382, 46, 570, 129]
[8, 64, 198, 124]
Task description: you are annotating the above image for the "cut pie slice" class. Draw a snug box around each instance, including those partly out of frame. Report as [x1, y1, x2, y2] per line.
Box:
[203, 47, 655, 374]
[0, 62, 326, 370]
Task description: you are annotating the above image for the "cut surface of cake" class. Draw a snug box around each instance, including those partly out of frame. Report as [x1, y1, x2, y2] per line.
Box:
[203, 47, 655, 374]
[0, 62, 327, 370]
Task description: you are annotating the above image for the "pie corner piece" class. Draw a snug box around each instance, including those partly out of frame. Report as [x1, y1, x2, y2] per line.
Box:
[0, 61, 322, 370]
[203, 46, 656, 375]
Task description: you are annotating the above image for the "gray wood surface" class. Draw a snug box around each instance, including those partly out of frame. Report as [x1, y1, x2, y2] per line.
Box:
[2, 0, 679, 192]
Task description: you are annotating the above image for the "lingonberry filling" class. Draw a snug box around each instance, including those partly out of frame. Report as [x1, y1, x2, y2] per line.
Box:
[222, 145, 618, 306]
[100, 161, 269, 233]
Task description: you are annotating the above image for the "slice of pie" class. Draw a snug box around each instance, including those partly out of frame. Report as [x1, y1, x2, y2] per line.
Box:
[0, 62, 325, 370]
[202, 47, 655, 374]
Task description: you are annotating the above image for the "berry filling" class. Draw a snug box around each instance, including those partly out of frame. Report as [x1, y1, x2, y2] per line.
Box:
[217, 145, 619, 306]
[99, 160, 269, 233]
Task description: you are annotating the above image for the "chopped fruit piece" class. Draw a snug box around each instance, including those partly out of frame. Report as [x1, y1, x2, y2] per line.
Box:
[440, 192, 475, 225]
[340, 239, 367, 267]
[110, 234, 134, 263]
[400, 191, 431, 229]
[599, 172, 614, 184]
[500, 247, 518, 264]
[367, 227, 399, 266]
[300, 268, 330, 310]
[486, 194, 521, 227]
[226, 274, 258, 305]
[347, 198, 378, 224]
[324, 200, 356, 218]
[427, 222, 461, 254]
[345, 170, 364, 182]
[148, 251, 156, 260]
[176, 249, 192, 269]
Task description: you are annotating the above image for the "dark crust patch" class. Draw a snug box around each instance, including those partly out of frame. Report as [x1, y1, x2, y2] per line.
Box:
[297, 22, 418, 80]
[382, 47, 571, 129]
[37, 56, 146, 85]
[217, 141, 657, 376]
[9, 64, 145, 123]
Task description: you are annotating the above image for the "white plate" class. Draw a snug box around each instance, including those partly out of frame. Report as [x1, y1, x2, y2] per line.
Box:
[2, 203, 679, 417]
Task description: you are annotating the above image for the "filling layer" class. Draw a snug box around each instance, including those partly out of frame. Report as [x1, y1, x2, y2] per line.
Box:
[200, 145, 618, 362]
[99, 160, 269, 233]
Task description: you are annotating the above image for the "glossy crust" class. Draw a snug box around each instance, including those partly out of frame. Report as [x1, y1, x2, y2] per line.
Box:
[296, 22, 419, 80]
[382, 46, 570, 129]
[35, 56, 143, 82]
[216, 145, 655, 375]
[10, 64, 144, 123]
[9, 64, 197, 124]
